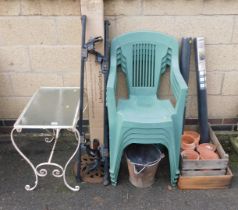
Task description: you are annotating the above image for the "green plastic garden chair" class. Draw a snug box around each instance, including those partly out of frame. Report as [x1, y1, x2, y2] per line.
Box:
[106, 31, 188, 186]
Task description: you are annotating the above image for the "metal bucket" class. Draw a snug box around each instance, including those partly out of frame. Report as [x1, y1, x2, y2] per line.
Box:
[125, 144, 164, 188]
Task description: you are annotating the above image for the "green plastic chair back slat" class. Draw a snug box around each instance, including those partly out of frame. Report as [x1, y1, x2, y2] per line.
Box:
[107, 31, 188, 186]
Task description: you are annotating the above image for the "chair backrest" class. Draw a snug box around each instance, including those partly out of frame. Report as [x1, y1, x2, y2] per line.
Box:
[111, 31, 179, 96]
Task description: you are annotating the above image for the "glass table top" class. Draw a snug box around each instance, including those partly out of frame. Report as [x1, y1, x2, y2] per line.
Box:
[14, 87, 80, 129]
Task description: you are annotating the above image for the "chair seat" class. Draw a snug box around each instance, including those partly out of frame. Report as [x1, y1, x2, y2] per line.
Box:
[117, 96, 175, 124]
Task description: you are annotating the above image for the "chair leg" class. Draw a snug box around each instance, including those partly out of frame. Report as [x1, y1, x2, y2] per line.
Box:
[110, 146, 123, 186]
[167, 145, 180, 186]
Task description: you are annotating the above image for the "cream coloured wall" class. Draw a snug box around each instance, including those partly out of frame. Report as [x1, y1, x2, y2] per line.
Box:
[0, 0, 237, 119]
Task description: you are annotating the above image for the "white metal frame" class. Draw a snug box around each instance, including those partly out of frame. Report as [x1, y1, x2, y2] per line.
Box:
[11, 87, 82, 192]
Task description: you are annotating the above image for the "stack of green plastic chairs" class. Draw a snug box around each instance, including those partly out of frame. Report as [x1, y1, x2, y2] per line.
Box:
[106, 31, 188, 186]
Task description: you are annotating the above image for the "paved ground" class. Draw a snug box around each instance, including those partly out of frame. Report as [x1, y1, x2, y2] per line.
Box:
[1, 131, 238, 210]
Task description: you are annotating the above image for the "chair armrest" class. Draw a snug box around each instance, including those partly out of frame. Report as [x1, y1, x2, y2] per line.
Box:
[170, 61, 188, 118]
[106, 62, 117, 119]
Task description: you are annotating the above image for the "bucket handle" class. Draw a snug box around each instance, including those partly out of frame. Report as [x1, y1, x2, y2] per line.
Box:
[133, 153, 165, 175]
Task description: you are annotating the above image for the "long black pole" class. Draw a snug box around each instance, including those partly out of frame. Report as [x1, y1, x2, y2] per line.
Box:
[76, 15, 87, 182]
[179, 37, 192, 132]
[103, 20, 110, 186]
[180, 38, 192, 85]
[194, 37, 209, 143]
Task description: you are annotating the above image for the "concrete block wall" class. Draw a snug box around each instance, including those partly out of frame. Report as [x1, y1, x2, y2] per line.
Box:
[0, 0, 82, 118]
[0, 0, 237, 120]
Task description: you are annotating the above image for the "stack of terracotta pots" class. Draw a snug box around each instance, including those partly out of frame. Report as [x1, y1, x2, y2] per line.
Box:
[181, 131, 219, 160]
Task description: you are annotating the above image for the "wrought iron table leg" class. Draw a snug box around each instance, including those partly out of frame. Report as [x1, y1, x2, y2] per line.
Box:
[63, 128, 80, 191]
[11, 128, 80, 192]
[10, 128, 38, 191]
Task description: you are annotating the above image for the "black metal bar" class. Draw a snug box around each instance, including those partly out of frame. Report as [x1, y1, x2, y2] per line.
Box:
[194, 37, 210, 143]
[180, 38, 192, 84]
[76, 15, 87, 182]
[102, 20, 110, 186]
[179, 37, 192, 132]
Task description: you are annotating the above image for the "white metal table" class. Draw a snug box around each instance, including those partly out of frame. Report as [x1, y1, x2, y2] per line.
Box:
[11, 87, 80, 191]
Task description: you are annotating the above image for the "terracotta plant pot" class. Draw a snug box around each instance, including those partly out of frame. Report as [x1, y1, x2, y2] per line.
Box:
[181, 134, 196, 151]
[181, 150, 200, 160]
[199, 149, 219, 160]
[184, 131, 200, 146]
[197, 143, 216, 153]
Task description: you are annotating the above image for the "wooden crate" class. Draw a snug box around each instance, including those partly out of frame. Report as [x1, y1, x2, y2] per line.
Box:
[178, 168, 233, 190]
[178, 124, 233, 189]
[181, 124, 229, 176]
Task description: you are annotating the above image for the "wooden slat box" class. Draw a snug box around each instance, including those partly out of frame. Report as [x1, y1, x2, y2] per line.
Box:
[178, 124, 233, 190]
[178, 168, 233, 190]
